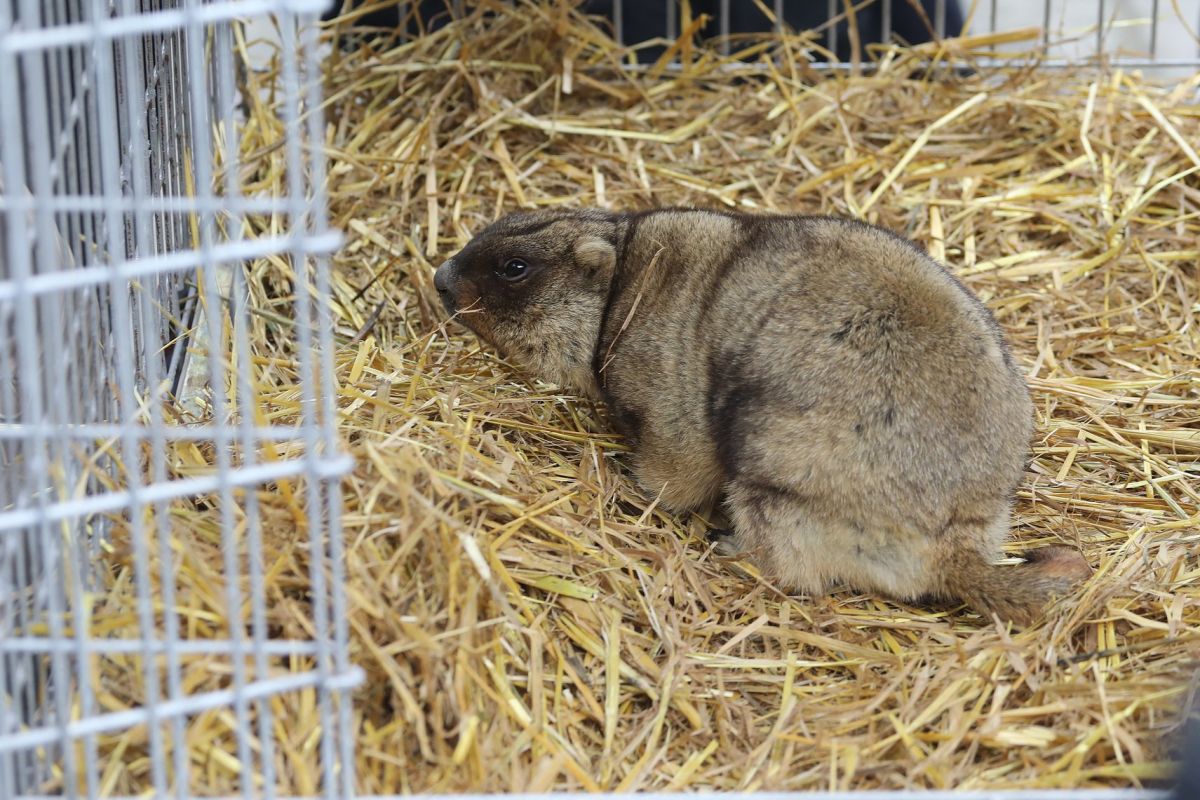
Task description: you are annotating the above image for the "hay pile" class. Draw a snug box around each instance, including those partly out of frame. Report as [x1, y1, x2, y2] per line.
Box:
[97, 1, 1199, 793]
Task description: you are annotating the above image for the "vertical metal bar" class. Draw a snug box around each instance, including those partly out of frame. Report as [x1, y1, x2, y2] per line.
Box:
[989, 0, 997, 35]
[1042, 0, 1052, 46]
[1, 8, 31, 800]
[277, 12, 339, 800]
[613, 0, 623, 46]
[1097, 0, 1106, 56]
[0, 570, 15, 790]
[77, 19, 99, 269]
[116, 1, 192, 798]
[46, 0, 66, 254]
[299, 10, 354, 794]
[66, 442, 99, 800]
[882, 0, 892, 43]
[13, 6, 53, 790]
[55, 5, 96, 796]
[0, 301, 20, 796]
[86, 3, 169, 800]
[0, 550, 16, 794]
[223, 99, 279, 800]
[392, 0, 406, 42]
[935, 0, 946, 37]
[39, 33, 75, 635]
[160, 12, 195, 397]
[54, 0, 79, 275]
[83, 19, 106, 262]
[181, 3, 253, 799]
[667, 0, 677, 42]
[83, 0, 113, 546]
[12, 0, 77, 794]
[161, 0, 184, 262]
[215, 12, 269, 800]
[50, 5, 99, 797]
[143, 0, 163, 258]
[174, 2, 191, 266]
[0, 241, 22, 791]
[774, 0, 783, 33]
[827, 0, 836, 55]
[1150, 0, 1159, 58]
[166, 0, 185, 261]
[719, 0, 729, 56]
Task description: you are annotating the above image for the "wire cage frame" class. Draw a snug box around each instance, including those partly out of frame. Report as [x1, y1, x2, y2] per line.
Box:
[0, 0, 1197, 799]
[0, 0, 357, 799]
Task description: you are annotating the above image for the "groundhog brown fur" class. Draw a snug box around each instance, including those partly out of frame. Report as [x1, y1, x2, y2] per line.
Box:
[433, 207, 1092, 627]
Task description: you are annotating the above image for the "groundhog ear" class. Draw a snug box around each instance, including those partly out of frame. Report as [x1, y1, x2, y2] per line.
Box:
[574, 238, 615, 274]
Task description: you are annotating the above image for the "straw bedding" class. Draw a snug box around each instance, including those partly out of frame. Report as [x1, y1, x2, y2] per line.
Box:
[96, 1, 1199, 793]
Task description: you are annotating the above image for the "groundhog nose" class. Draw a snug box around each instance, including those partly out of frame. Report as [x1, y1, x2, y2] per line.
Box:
[434, 261, 451, 295]
[434, 259, 456, 315]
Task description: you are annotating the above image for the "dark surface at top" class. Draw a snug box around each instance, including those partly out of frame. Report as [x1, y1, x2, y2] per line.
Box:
[321, 0, 964, 63]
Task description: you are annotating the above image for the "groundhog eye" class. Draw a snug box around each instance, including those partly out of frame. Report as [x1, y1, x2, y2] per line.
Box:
[496, 258, 529, 282]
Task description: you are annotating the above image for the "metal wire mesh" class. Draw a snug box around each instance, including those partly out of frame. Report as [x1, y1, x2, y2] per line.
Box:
[0, 0, 1195, 799]
[0, 1, 355, 798]
[383, 0, 1200, 71]
[656, 0, 1200, 68]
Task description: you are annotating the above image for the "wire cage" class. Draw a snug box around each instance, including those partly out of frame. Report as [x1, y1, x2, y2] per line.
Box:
[1, 0, 1198, 799]
[0, 0, 356, 798]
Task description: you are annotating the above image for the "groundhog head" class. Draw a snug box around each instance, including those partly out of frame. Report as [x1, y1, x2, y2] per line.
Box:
[434, 209, 619, 394]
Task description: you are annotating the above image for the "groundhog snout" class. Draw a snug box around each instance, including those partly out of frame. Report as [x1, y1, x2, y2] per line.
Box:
[434, 258, 457, 314]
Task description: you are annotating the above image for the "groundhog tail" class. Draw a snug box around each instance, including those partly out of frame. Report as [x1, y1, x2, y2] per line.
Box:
[943, 546, 1092, 628]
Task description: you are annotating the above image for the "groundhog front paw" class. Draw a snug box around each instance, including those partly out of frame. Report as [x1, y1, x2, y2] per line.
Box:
[706, 527, 743, 557]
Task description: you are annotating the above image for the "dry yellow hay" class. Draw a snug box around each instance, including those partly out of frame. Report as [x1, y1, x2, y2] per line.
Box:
[94, 1, 1200, 794]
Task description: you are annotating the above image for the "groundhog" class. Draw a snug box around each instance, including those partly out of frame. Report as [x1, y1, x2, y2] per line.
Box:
[433, 207, 1091, 626]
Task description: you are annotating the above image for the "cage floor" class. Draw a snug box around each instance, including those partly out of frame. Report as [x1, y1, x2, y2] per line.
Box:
[99, 3, 1200, 794]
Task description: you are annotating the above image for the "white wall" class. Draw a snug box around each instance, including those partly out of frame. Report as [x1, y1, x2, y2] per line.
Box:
[989, 0, 1200, 64]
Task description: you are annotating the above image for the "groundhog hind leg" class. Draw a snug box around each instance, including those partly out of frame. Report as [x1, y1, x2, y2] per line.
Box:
[716, 479, 845, 596]
[719, 479, 942, 601]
